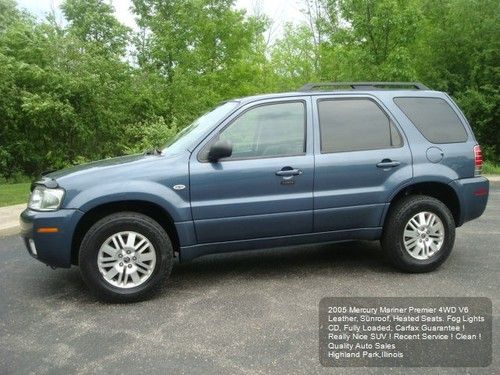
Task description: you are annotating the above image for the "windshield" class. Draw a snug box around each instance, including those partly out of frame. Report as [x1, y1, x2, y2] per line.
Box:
[162, 101, 239, 154]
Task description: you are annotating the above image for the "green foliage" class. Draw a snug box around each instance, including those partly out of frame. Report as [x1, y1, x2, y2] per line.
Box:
[483, 162, 500, 175]
[414, 0, 500, 160]
[270, 23, 319, 90]
[0, 0, 155, 176]
[61, 0, 129, 54]
[123, 116, 178, 154]
[0, 0, 498, 179]
[131, 0, 268, 126]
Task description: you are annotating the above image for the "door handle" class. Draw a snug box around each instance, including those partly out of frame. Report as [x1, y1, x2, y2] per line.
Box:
[275, 168, 303, 177]
[376, 159, 401, 168]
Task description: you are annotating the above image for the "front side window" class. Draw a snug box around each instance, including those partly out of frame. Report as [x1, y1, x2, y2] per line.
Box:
[201, 101, 306, 160]
[318, 98, 402, 153]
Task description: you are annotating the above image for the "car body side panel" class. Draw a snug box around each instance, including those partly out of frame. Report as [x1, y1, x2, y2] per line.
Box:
[20, 208, 84, 268]
[189, 96, 316, 244]
[314, 204, 386, 232]
[179, 227, 382, 262]
[370, 91, 481, 228]
[65, 181, 191, 222]
[311, 94, 413, 232]
[54, 153, 192, 225]
[449, 177, 489, 226]
[174, 221, 197, 247]
[380, 91, 477, 180]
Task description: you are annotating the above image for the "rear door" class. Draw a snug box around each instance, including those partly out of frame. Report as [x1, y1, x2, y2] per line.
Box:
[189, 97, 314, 243]
[313, 95, 413, 232]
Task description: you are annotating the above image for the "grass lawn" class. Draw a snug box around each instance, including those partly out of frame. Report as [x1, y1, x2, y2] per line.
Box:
[483, 161, 500, 175]
[0, 182, 31, 207]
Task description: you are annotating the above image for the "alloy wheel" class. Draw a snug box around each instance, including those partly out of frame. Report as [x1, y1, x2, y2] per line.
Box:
[403, 211, 445, 260]
[97, 231, 157, 288]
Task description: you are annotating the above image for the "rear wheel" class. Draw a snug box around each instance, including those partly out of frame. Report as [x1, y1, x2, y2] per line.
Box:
[79, 212, 173, 302]
[382, 195, 455, 273]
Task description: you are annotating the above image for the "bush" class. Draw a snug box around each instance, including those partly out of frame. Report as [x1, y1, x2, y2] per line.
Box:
[122, 117, 178, 154]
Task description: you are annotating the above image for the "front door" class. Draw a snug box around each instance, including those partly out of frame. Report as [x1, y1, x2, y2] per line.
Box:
[312, 95, 413, 232]
[189, 98, 314, 243]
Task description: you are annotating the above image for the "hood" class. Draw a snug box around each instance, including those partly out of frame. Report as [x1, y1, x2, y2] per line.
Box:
[42, 152, 188, 192]
[47, 154, 152, 180]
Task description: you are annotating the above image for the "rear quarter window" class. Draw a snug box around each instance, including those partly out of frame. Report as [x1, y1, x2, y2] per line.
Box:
[394, 97, 468, 143]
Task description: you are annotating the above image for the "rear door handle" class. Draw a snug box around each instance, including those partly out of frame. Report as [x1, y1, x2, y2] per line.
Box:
[275, 168, 303, 177]
[376, 159, 401, 168]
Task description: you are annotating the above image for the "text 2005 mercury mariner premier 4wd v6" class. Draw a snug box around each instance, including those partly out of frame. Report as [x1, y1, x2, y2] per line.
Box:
[20, 82, 489, 302]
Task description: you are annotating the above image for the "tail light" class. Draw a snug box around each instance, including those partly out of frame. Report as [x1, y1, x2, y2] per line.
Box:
[473, 145, 482, 176]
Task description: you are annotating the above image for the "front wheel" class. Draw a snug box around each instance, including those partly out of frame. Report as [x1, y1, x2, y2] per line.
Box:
[79, 212, 173, 302]
[382, 195, 455, 273]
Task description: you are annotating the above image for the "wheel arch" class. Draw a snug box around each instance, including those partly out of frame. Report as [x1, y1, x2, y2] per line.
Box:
[384, 181, 461, 227]
[71, 200, 180, 265]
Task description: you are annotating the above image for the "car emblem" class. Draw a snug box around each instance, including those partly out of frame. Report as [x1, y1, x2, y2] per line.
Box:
[173, 184, 186, 191]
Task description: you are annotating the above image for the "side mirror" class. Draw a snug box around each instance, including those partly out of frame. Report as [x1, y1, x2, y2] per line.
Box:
[208, 139, 232, 162]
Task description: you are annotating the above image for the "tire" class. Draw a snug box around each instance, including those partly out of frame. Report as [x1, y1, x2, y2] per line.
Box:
[79, 212, 173, 302]
[381, 195, 455, 273]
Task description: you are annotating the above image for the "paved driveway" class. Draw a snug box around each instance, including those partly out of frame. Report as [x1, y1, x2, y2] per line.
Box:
[1, 186, 499, 374]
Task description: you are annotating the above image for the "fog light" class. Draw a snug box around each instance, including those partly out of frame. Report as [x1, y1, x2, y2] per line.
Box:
[28, 238, 37, 255]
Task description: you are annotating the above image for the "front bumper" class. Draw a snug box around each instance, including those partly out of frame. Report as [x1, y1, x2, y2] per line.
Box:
[20, 208, 84, 268]
[449, 176, 489, 226]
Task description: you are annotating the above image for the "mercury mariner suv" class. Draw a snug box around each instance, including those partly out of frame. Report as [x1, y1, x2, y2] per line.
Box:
[20, 82, 489, 302]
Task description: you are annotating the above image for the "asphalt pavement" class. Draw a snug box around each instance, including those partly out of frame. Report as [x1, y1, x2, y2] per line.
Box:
[1, 186, 499, 374]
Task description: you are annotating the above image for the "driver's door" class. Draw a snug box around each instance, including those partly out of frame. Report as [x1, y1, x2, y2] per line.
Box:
[189, 98, 314, 244]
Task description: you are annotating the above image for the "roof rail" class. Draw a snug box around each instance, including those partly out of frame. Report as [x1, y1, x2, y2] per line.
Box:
[298, 82, 429, 91]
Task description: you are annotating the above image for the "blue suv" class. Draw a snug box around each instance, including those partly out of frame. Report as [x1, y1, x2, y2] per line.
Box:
[20, 82, 489, 301]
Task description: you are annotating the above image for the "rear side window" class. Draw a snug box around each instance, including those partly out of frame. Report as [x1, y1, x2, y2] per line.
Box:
[394, 97, 467, 143]
[318, 98, 402, 153]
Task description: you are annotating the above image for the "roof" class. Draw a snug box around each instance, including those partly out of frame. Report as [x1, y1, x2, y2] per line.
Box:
[236, 82, 437, 104]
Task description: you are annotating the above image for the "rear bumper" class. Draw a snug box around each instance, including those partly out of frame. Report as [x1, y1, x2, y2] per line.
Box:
[20, 208, 84, 268]
[449, 177, 489, 226]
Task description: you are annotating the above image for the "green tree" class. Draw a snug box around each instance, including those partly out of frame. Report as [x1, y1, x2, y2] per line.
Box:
[415, 0, 499, 160]
[270, 23, 319, 91]
[132, 0, 267, 127]
[61, 0, 129, 54]
[316, 0, 422, 81]
[0, 0, 138, 176]
[0, 0, 499, 178]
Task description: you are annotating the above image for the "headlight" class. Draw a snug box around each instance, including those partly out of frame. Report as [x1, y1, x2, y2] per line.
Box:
[28, 186, 65, 211]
